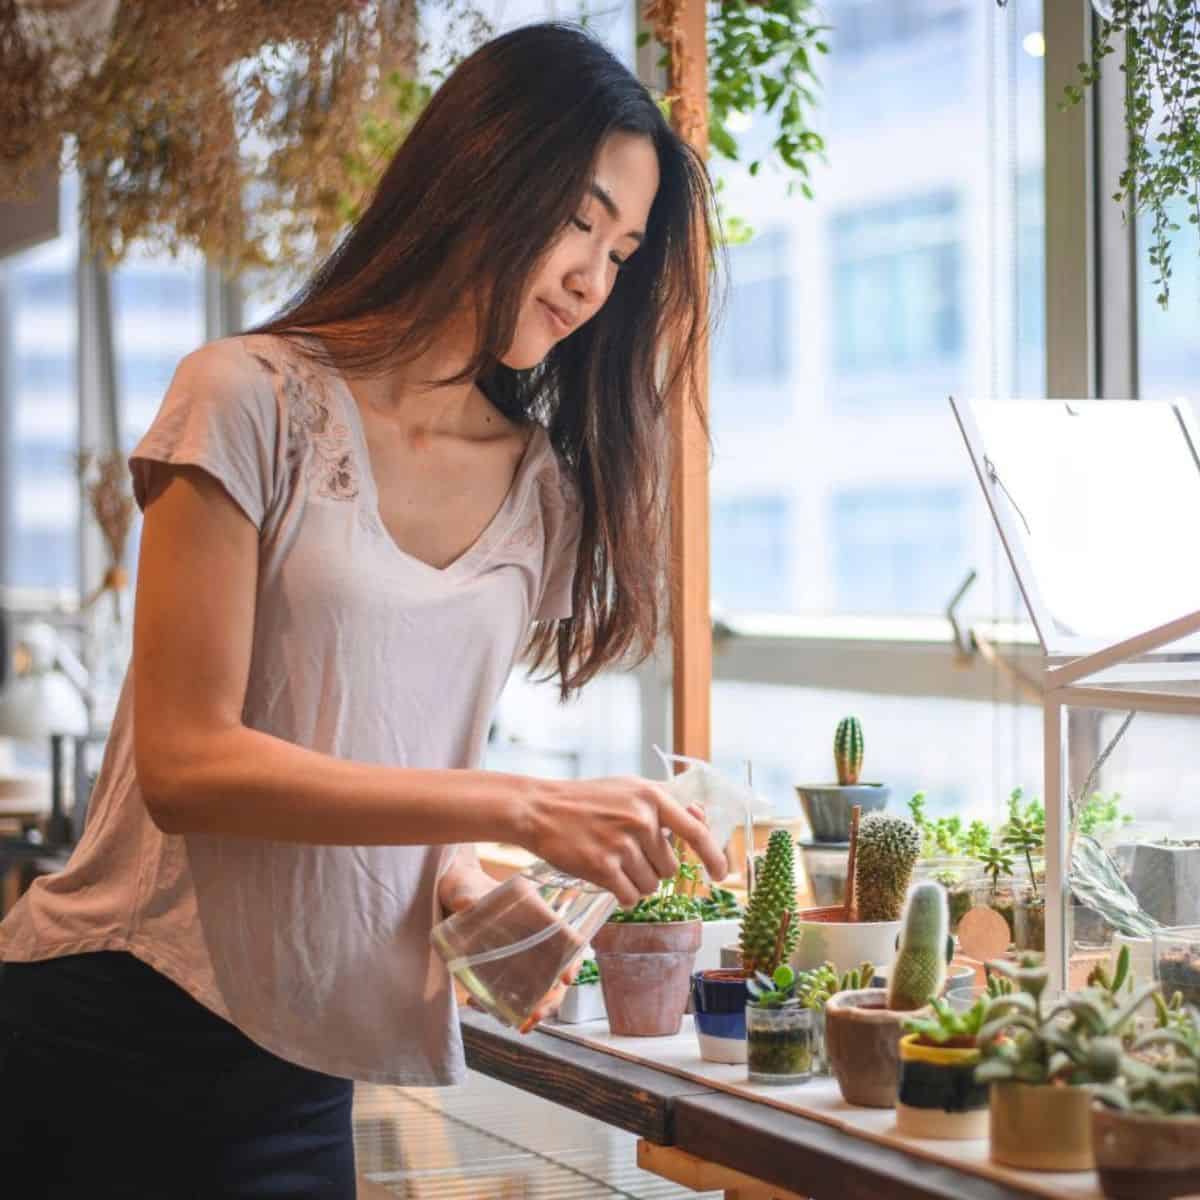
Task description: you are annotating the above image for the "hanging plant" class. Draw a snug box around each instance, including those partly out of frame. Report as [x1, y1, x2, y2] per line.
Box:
[0, 0, 490, 272]
[1063, 0, 1200, 308]
[642, 0, 829, 196]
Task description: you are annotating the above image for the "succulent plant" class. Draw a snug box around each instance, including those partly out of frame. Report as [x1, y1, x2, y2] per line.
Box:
[739, 829, 798, 976]
[834, 716, 863, 786]
[795, 959, 875, 1010]
[854, 813, 921, 922]
[904, 994, 990, 1045]
[976, 955, 1158, 1088]
[746, 963, 800, 1009]
[887, 881, 949, 1012]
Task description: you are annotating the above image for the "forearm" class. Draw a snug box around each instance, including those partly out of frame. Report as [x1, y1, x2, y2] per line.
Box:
[141, 721, 540, 848]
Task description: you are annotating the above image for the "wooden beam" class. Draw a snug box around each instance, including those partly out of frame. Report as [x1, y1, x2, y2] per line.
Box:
[666, 0, 711, 761]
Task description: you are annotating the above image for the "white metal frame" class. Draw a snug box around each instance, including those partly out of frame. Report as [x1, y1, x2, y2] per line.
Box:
[954, 391, 1200, 989]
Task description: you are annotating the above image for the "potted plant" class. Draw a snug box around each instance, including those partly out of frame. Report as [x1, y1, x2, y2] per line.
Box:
[1152, 927, 1200, 1010]
[825, 880, 947, 1108]
[794, 812, 919, 974]
[1002, 791, 1046, 953]
[556, 957, 606, 1025]
[976, 950, 1157, 1172]
[593, 864, 704, 1037]
[909, 793, 988, 934]
[897, 994, 992, 1139]
[1090, 999, 1200, 1200]
[795, 717, 890, 844]
[692, 829, 796, 1064]
[1124, 840, 1200, 928]
[794, 959, 874, 1075]
[744, 963, 814, 1084]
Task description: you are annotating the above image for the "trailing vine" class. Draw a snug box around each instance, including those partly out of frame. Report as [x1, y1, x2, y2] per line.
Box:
[1064, 0, 1200, 308]
[643, 0, 829, 197]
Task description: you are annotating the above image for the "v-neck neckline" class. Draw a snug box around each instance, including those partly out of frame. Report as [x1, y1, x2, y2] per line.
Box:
[327, 362, 543, 579]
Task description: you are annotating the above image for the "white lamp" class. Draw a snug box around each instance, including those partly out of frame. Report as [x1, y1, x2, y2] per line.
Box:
[0, 622, 90, 740]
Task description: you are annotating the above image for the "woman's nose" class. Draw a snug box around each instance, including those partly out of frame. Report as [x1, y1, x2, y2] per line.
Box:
[565, 252, 608, 311]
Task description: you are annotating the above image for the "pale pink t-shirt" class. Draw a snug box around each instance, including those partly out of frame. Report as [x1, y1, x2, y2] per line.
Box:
[0, 334, 581, 1085]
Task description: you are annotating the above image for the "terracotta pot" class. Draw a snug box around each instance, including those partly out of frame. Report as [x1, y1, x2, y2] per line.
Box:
[895, 1034, 988, 1140]
[592, 919, 702, 1037]
[824, 988, 925, 1108]
[1092, 1104, 1200, 1199]
[989, 1081, 1093, 1171]
[690, 968, 749, 1063]
[792, 907, 901, 975]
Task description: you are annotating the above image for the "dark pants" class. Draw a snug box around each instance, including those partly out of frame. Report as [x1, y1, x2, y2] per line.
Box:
[0, 952, 355, 1199]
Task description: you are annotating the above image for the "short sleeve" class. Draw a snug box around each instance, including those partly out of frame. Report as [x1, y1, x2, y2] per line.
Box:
[129, 339, 285, 531]
[534, 465, 582, 623]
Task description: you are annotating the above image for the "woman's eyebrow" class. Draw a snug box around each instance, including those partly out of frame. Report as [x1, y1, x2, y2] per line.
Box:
[589, 181, 644, 244]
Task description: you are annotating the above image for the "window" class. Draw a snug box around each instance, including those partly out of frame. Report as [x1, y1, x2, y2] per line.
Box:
[835, 0, 968, 58]
[710, 228, 791, 396]
[832, 191, 963, 376]
[831, 486, 967, 614]
[1138, 201, 1200, 406]
[711, 495, 792, 613]
[4, 175, 79, 592]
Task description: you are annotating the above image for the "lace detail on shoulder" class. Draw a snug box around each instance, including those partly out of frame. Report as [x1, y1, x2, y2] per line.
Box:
[248, 343, 359, 502]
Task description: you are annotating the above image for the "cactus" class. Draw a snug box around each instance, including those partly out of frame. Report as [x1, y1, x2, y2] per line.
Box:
[854, 813, 920, 922]
[833, 716, 864, 785]
[739, 829, 799, 976]
[887, 881, 949, 1011]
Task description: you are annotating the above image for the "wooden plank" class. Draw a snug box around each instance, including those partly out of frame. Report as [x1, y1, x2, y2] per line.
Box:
[667, 0, 712, 761]
[459, 1008, 711, 1144]
[638, 1140, 808, 1199]
[674, 1093, 1049, 1200]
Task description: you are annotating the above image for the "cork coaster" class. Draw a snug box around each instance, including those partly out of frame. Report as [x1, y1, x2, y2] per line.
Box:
[956, 904, 1011, 963]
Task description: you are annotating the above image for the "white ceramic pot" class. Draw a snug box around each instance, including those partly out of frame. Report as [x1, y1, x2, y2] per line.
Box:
[695, 918, 742, 974]
[791, 908, 901, 975]
[555, 981, 607, 1024]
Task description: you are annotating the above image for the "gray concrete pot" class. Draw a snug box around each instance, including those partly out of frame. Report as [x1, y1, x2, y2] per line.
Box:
[794, 783, 890, 843]
[1125, 842, 1200, 926]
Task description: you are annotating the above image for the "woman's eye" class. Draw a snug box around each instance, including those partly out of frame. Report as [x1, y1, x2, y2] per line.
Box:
[572, 217, 592, 233]
[609, 251, 629, 269]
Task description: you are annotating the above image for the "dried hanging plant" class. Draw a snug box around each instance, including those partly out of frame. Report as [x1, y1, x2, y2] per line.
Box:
[0, 0, 489, 272]
[77, 449, 135, 611]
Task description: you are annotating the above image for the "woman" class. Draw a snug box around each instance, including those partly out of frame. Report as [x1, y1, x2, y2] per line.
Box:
[0, 22, 726, 1199]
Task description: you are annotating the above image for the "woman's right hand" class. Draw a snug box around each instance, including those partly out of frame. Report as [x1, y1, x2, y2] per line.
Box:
[521, 776, 728, 909]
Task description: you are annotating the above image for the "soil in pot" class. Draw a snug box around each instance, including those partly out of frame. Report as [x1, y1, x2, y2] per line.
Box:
[746, 1003, 813, 1084]
[1014, 893, 1046, 953]
[592, 919, 702, 1037]
[1092, 1104, 1200, 1200]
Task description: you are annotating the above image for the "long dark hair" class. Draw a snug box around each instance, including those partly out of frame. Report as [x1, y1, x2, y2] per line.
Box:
[251, 22, 723, 697]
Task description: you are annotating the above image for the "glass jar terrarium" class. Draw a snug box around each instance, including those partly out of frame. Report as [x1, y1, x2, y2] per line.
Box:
[913, 858, 984, 935]
[746, 1003, 814, 1085]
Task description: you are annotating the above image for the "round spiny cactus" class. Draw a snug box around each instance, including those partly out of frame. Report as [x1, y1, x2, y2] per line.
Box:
[887, 881, 949, 1011]
[739, 829, 799, 976]
[834, 716, 864, 785]
[854, 813, 920, 922]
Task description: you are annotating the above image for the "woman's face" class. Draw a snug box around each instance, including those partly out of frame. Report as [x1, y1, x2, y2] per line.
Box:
[502, 131, 660, 369]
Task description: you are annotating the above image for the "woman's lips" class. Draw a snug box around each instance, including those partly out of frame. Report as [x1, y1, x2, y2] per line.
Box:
[539, 299, 574, 336]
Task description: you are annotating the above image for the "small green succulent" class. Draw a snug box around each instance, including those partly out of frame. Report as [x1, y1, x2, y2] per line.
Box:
[904, 995, 990, 1045]
[746, 963, 799, 1009]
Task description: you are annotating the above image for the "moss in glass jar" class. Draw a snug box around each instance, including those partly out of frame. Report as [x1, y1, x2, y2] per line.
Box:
[747, 1021, 813, 1078]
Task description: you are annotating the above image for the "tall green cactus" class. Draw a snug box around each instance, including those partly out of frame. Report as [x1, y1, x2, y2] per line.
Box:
[887, 881, 948, 1011]
[739, 829, 799, 976]
[834, 716, 864, 785]
[854, 813, 920, 922]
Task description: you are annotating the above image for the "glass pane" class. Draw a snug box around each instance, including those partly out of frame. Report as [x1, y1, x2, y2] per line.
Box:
[709, 0, 1046, 618]
[969, 398, 1200, 644]
[1138, 201, 1200, 412]
[5, 174, 80, 592]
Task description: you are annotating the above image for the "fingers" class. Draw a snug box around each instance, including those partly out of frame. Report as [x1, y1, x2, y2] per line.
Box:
[655, 796, 728, 881]
[643, 823, 680, 883]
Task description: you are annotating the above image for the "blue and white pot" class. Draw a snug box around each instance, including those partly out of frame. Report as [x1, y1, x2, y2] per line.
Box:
[690, 969, 749, 1064]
